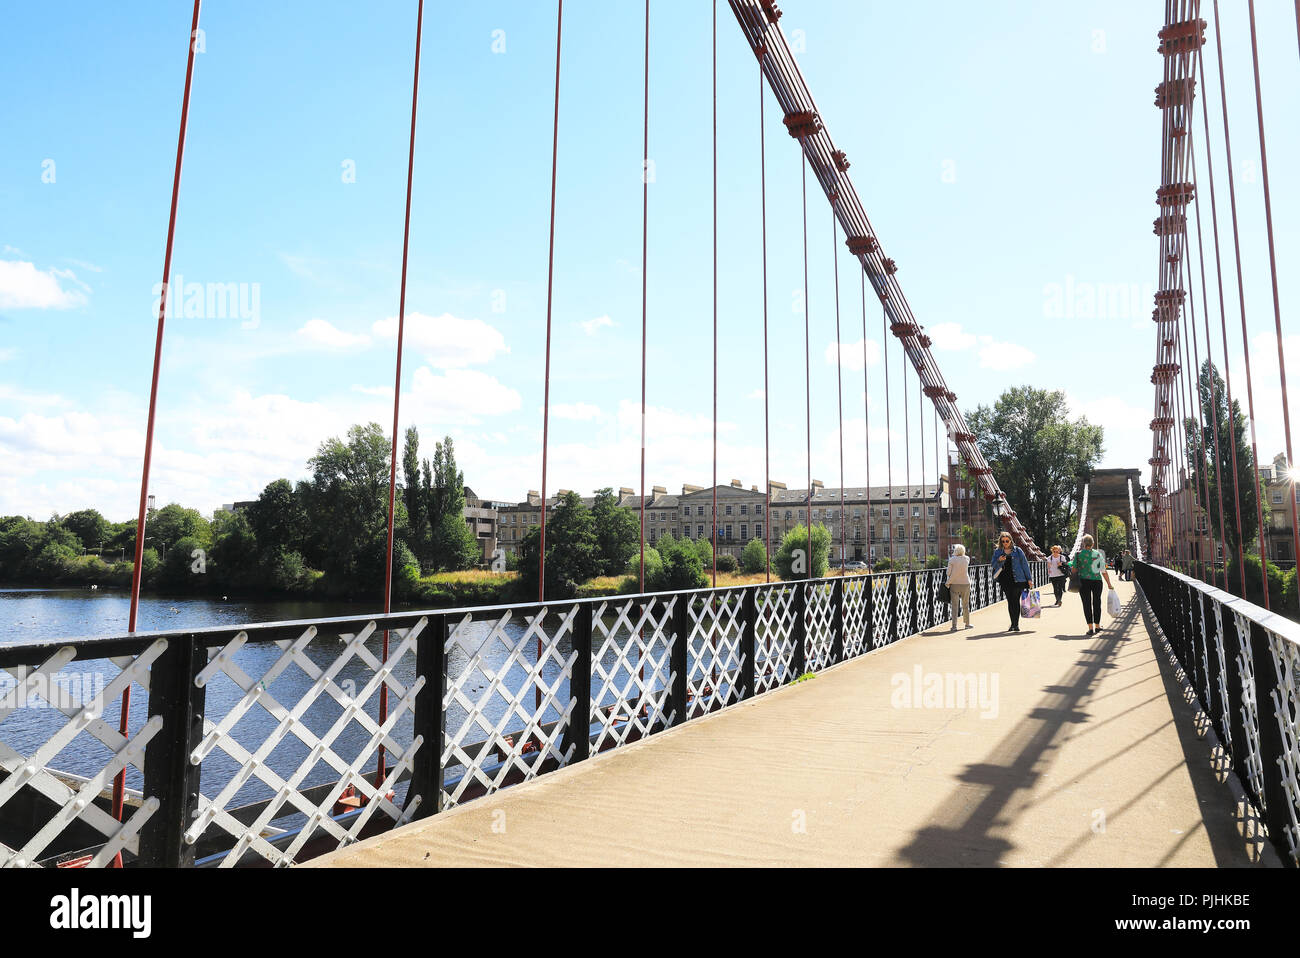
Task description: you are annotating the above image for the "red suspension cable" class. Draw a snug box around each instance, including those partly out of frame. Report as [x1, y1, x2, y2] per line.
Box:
[711, 0, 719, 586]
[638, 0, 650, 592]
[538, 0, 564, 603]
[379, 0, 425, 788]
[115, 0, 203, 867]
[801, 153, 812, 576]
[1211, 0, 1270, 604]
[1246, 0, 1300, 570]
[759, 46, 771, 582]
[833, 210, 845, 574]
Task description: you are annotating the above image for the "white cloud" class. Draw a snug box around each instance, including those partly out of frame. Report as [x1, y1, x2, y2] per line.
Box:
[296, 318, 372, 350]
[373, 312, 508, 368]
[976, 335, 1036, 370]
[0, 259, 88, 309]
[824, 338, 881, 371]
[747, 388, 766, 400]
[929, 322, 977, 351]
[405, 366, 521, 424]
[580, 315, 615, 336]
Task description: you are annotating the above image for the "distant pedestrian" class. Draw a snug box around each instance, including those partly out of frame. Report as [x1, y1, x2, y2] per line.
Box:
[1046, 544, 1068, 606]
[1070, 534, 1115, 635]
[1120, 549, 1135, 581]
[990, 531, 1034, 632]
[946, 544, 972, 631]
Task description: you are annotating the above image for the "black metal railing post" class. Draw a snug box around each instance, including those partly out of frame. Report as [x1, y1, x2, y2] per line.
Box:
[138, 634, 206, 868]
[831, 578, 844, 664]
[407, 613, 446, 820]
[792, 582, 808, 676]
[670, 592, 690, 724]
[563, 603, 593, 764]
[1201, 591, 1227, 745]
[740, 587, 757, 699]
[885, 572, 900, 644]
[863, 574, 875, 652]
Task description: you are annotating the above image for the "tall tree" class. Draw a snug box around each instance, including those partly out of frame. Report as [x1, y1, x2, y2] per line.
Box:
[302, 423, 391, 582]
[518, 491, 600, 597]
[425, 436, 477, 572]
[591, 487, 640, 576]
[246, 479, 306, 557]
[967, 387, 1103, 549]
[61, 509, 111, 552]
[1183, 360, 1269, 554]
[401, 427, 425, 565]
[1095, 514, 1127, 559]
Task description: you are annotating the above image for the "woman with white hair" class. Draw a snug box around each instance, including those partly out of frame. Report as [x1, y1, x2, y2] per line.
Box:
[946, 544, 972, 631]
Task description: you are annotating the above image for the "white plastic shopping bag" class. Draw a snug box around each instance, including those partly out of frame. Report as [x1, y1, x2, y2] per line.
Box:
[1106, 588, 1121, 618]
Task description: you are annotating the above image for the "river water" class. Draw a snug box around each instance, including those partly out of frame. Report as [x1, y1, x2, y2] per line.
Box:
[0, 588, 677, 857]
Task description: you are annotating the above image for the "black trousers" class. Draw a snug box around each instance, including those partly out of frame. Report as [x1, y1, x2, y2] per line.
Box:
[1079, 578, 1103, 625]
[1003, 580, 1029, 628]
[1050, 575, 1066, 602]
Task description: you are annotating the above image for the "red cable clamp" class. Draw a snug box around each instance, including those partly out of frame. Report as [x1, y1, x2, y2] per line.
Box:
[1153, 213, 1187, 236]
[923, 384, 945, 399]
[846, 235, 879, 256]
[1154, 78, 1196, 109]
[1156, 182, 1195, 208]
[1150, 417, 1175, 431]
[760, 0, 783, 22]
[883, 258, 899, 275]
[783, 110, 821, 138]
[1154, 289, 1185, 308]
[833, 150, 850, 172]
[890, 320, 919, 338]
[1150, 363, 1180, 384]
[1158, 19, 1206, 56]
[918, 334, 933, 349]
[954, 431, 975, 443]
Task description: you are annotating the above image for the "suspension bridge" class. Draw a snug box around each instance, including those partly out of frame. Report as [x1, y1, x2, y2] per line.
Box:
[1, 0, 1298, 871]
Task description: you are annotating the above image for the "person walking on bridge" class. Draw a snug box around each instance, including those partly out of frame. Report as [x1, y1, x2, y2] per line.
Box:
[1119, 549, 1134, 582]
[1047, 544, 1068, 606]
[946, 544, 972, 631]
[991, 532, 1033, 632]
[1070, 534, 1115, 635]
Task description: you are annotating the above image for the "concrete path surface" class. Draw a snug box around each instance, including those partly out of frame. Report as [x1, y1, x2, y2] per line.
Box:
[314, 579, 1274, 868]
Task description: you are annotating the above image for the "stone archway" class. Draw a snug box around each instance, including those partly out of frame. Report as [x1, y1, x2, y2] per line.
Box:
[1077, 468, 1142, 550]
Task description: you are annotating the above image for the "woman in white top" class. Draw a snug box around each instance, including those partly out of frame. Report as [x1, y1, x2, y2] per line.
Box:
[946, 544, 972, 631]
[1046, 544, 1068, 607]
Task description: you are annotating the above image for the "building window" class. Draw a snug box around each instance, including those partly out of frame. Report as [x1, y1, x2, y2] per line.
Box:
[740, 504, 748, 515]
[740, 524, 748, 540]
[698, 524, 705, 538]
[755, 504, 763, 516]
[928, 506, 935, 516]
[785, 510, 793, 520]
[896, 507, 905, 518]
[755, 523, 763, 539]
[912, 506, 920, 518]
[725, 505, 733, 516]
[725, 524, 733, 540]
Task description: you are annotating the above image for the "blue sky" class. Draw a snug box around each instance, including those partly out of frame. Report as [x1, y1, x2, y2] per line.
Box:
[2, 0, 1297, 521]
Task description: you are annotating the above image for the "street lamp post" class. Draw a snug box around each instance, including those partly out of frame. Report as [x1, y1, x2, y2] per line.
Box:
[1137, 491, 1152, 561]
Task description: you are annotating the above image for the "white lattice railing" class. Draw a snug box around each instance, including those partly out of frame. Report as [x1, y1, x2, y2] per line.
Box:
[1, 564, 1053, 868]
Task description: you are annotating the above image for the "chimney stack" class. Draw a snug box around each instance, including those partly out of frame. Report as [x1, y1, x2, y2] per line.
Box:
[730, 479, 742, 488]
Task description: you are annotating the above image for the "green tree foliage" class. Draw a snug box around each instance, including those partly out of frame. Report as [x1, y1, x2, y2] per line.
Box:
[692, 536, 713, 571]
[1183, 361, 1269, 554]
[61, 509, 111, 551]
[967, 386, 1103, 550]
[644, 533, 707, 591]
[425, 436, 478, 572]
[715, 553, 739, 574]
[148, 503, 212, 553]
[247, 480, 305, 560]
[208, 509, 261, 592]
[301, 423, 391, 583]
[518, 492, 600, 598]
[1095, 514, 1127, 559]
[401, 427, 424, 562]
[775, 523, 830, 580]
[959, 524, 993, 563]
[591, 488, 640, 576]
[740, 537, 769, 574]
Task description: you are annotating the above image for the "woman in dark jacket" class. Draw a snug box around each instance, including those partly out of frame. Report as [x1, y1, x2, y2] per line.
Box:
[990, 532, 1034, 632]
